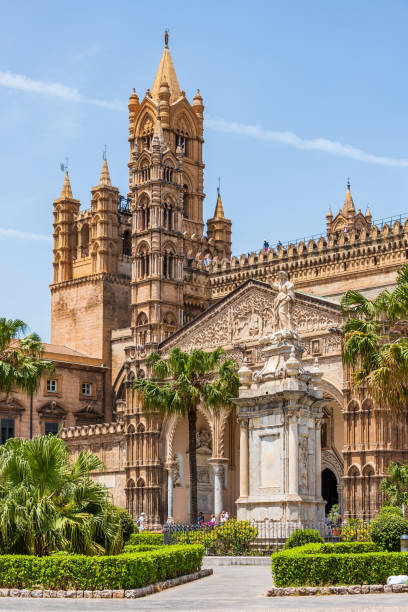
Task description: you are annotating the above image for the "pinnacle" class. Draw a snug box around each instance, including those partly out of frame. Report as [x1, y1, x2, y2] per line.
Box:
[60, 171, 73, 198]
[99, 159, 112, 186]
[214, 189, 225, 219]
[151, 47, 181, 104]
[343, 181, 355, 214]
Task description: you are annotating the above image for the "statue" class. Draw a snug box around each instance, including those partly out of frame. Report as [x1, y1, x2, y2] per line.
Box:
[271, 271, 295, 331]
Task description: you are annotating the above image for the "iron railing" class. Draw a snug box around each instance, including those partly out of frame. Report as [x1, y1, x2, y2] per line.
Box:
[163, 519, 372, 556]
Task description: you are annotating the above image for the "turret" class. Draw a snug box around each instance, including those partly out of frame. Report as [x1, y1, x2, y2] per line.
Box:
[53, 172, 80, 283]
[326, 207, 333, 236]
[90, 159, 120, 274]
[207, 187, 232, 258]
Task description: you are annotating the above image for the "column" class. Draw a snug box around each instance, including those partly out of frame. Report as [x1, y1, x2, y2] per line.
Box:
[239, 419, 249, 498]
[288, 413, 299, 495]
[315, 418, 322, 499]
[211, 463, 225, 521]
[166, 465, 174, 522]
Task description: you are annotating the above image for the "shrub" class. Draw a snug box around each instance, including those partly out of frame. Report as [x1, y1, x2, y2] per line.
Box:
[123, 544, 163, 553]
[377, 505, 403, 519]
[272, 550, 408, 587]
[128, 532, 164, 546]
[341, 518, 371, 542]
[292, 541, 379, 555]
[114, 507, 135, 543]
[284, 529, 323, 550]
[176, 519, 258, 555]
[0, 544, 204, 590]
[371, 513, 408, 551]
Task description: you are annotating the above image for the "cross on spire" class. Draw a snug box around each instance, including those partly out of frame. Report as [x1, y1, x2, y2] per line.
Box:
[217, 176, 221, 196]
[164, 29, 169, 48]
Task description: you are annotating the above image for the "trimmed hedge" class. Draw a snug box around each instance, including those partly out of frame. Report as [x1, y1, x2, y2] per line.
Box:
[128, 532, 164, 546]
[292, 541, 379, 555]
[123, 544, 163, 553]
[371, 514, 408, 551]
[0, 544, 204, 590]
[284, 529, 323, 549]
[272, 550, 408, 587]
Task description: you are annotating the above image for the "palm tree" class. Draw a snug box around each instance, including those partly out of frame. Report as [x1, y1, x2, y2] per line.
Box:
[133, 347, 240, 523]
[0, 434, 122, 555]
[0, 318, 54, 395]
[341, 263, 408, 410]
[380, 462, 408, 508]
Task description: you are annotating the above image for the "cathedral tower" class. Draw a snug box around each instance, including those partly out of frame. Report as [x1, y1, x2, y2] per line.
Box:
[207, 187, 232, 258]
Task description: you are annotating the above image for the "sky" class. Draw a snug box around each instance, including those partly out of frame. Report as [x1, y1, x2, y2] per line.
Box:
[1, 0, 408, 341]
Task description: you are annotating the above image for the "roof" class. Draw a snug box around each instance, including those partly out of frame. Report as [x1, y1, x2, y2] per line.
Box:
[151, 47, 181, 104]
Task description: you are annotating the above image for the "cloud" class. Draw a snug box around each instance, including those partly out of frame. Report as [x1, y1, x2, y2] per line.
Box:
[206, 117, 408, 168]
[0, 71, 126, 112]
[0, 228, 52, 242]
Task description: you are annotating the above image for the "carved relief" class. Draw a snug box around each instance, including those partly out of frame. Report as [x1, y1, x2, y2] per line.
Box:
[196, 429, 212, 453]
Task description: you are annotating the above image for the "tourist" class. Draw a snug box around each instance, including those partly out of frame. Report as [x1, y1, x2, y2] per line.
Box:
[209, 513, 216, 526]
[197, 511, 205, 525]
[137, 512, 146, 532]
[263, 239, 269, 253]
[277, 240, 282, 248]
[204, 255, 211, 266]
[220, 510, 228, 523]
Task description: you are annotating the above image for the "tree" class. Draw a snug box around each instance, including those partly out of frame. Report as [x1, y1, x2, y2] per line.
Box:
[380, 462, 408, 508]
[0, 434, 122, 556]
[0, 318, 54, 395]
[341, 263, 408, 410]
[133, 347, 240, 523]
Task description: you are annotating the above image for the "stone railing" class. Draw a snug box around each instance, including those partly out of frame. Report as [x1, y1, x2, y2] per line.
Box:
[61, 422, 125, 439]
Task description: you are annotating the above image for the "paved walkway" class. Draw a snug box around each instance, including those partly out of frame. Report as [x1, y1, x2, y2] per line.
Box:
[0, 567, 407, 610]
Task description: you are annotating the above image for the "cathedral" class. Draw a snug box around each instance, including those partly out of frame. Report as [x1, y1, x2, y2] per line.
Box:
[6, 35, 408, 528]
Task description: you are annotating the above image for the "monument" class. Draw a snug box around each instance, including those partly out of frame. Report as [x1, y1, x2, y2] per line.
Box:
[234, 271, 328, 526]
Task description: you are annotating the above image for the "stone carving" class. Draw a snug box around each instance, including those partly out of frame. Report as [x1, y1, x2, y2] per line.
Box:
[271, 271, 295, 331]
[299, 435, 308, 488]
[197, 467, 210, 484]
[172, 460, 181, 487]
[196, 429, 212, 453]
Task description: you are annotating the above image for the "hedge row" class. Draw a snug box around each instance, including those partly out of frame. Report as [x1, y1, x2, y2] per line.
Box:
[128, 532, 164, 546]
[293, 542, 379, 555]
[272, 550, 408, 587]
[123, 545, 163, 553]
[0, 545, 204, 590]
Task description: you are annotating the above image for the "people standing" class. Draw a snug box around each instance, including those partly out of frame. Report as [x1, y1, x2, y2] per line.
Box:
[137, 512, 146, 532]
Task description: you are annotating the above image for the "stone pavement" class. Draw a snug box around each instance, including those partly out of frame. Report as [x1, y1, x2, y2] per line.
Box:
[0, 567, 407, 610]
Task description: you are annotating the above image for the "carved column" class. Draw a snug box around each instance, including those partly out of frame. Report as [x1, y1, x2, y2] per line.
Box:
[209, 459, 228, 520]
[288, 411, 299, 495]
[238, 418, 249, 498]
[165, 463, 174, 522]
[315, 416, 322, 499]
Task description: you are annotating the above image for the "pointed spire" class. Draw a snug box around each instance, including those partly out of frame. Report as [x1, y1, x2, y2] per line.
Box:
[326, 206, 333, 219]
[99, 159, 112, 186]
[343, 178, 355, 214]
[152, 112, 166, 150]
[151, 35, 181, 104]
[60, 171, 73, 198]
[214, 186, 225, 218]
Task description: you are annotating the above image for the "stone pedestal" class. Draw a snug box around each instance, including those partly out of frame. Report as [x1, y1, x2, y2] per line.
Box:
[234, 330, 328, 526]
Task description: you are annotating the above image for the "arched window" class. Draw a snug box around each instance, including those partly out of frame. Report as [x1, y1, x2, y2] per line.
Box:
[126, 479, 136, 519]
[139, 197, 150, 230]
[136, 312, 148, 346]
[163, 164, 174, 182]
[81, 224, 89, 257]
[183, 184, 190, 218]
[123, 230, 132, 256]
[163, 250, 175, 279]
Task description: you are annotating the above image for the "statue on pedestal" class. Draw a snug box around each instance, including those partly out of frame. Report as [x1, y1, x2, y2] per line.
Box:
[271, 271, 295, 332]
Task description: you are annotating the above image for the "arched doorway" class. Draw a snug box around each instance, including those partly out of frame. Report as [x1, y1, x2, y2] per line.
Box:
[321, 468, 338, 513]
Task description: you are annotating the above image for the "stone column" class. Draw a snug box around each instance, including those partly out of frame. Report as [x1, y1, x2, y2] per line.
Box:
[239, 419, 249, 498]
[315, 418, 322, 499]
[288, 412, 299, 495]
[210, 459, 228, 521]
[165, 464, 174, 522]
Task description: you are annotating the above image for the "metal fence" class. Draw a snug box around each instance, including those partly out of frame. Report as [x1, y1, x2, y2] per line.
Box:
[163, 519, 372, 556]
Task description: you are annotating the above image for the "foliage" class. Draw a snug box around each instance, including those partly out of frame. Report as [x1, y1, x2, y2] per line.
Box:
[133, 347, 239, 522]
[377, 505, 404, 519]
[284, 529, 323, 550]
[123, 544, 163, 553]
[370, 513, 408, 551]
[292, 541, 379, 555]
[0, 544, 204, 590]
[341, 263, 408, 409]
[128, 532, 164, 546]
[0, 435, 122, 556]
[341, 518, 371, 542]
[380, 463, 408, 508]
[328, 504, 342, 527]
[113, 507, 135, 543]
[272, 550, 408, 587]
[175, 519, 258, 555]
[0, 318, 54, 395]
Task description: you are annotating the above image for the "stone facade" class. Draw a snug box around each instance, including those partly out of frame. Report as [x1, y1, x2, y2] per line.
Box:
[32, 34, 408, 524]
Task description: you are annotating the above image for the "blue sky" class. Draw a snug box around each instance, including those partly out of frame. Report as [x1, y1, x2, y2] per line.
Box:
[1, 0, 408, 341]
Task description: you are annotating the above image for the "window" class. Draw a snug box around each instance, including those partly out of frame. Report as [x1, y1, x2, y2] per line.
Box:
[45, 422, 59, 436]
[0, 418, 14, 444]
[47, 379, 58, 393]
[81, 382, 92, 397]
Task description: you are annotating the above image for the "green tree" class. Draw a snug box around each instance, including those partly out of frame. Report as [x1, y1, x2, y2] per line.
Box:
[0, 434, 122, 556]
[0, 318, 54, 395]
[133, 347, 240, 523]
[380, 462, 408, 508]
[341, 263, 408, 409]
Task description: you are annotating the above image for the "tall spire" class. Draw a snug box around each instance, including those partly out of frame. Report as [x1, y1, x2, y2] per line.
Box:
[151, 33, 181, 104]
[214, 185, 225, 218]
[343, 178, 355, 214]
[60, 171, 73, 198]
[99, 158, 112, 186]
